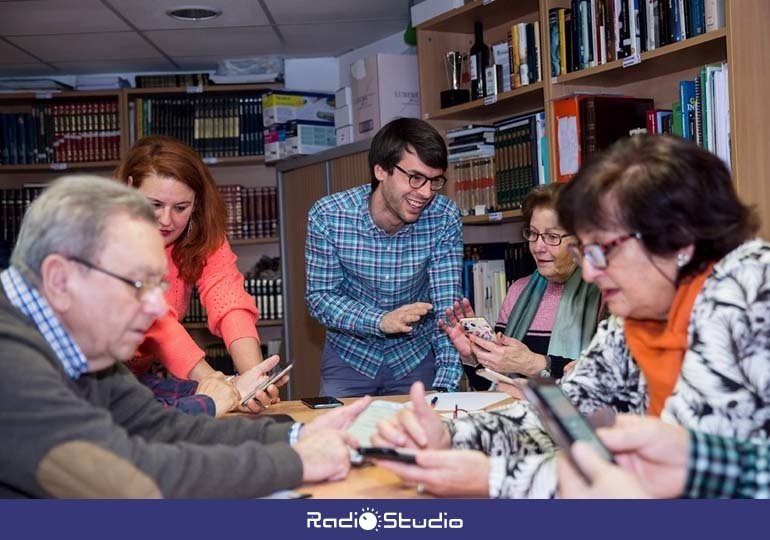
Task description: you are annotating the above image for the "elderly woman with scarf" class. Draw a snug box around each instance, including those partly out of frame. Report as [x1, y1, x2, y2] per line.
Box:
[440, 183, 603, 386]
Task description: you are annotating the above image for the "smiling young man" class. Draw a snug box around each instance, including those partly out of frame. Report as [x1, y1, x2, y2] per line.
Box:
[305, 118, 464, 397]
[0, 175, 367, 498]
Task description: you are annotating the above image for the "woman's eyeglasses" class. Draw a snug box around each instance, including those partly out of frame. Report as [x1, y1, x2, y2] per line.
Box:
[521, 226, 573, 246]
[567, 232, 642, 269]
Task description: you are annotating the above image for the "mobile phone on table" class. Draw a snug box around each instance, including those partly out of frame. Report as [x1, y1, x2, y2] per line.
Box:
[459, 317, 496, 342]
[357, 447, 417, 464]
[240, 363, 294, 406]
[475, 367, 518, 386]
[523, 378, 615, 482]
[301, 396, 344, 409]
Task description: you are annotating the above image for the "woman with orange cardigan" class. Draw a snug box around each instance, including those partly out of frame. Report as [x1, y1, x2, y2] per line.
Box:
[116, 136, 282, 416]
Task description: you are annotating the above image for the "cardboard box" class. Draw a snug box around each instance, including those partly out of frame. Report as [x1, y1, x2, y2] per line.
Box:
[336, 125, 354, 146]
[285, 120, 336, 156]
[411, 0, 464, 27]
[262, 90, 335, 127]
[350, 54, 419, 142]
[335, 86, 352, 108]
[334, 104, 353, 128]
[263, 124, 287, 163]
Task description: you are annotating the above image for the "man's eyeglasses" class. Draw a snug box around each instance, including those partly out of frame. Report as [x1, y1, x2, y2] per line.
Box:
[568, 232, 642, 270]
[393, 164, 447, 191]
[522, 226, 573, 246]
[68, 256, 169, 300]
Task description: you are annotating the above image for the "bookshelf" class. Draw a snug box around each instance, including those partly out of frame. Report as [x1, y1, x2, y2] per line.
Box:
[416, 0, 770, 239]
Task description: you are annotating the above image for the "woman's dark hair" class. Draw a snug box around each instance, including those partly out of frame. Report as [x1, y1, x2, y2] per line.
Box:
[555, 134, 758, 280]
[522, 183, 566, 224]
[368, 118, 448, 192]
[115, 135, 226, 284]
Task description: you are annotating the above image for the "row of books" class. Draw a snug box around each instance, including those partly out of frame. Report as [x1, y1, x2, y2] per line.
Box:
[548, 0, 725, 76]
[447, 111, 547, 215]
[129, 94, 265, 158]
[0, 101, 120, 165]
[183, 277, 284, 324]
[463, 242, 536, 324]
[204, 339, 282, 376]
[218, 185, 278, 240]
[490, 20, 544, 95]
[0, 186, 44, 245]
[135, 73, 212, 89]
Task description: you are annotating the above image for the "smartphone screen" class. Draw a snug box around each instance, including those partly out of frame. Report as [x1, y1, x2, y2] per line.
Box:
[301, 396, 344, 409]
[459, 317, 496, 341]
[524, 380, 614, 476]
[357, 447, 417, 464]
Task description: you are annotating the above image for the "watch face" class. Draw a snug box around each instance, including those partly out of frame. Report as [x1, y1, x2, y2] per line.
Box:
[539, 369, 552, 378]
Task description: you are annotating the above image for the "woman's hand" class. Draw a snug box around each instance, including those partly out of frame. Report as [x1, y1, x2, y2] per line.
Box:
[233, 355, 288, 413]
[375, 449, 490, 497]
[471, 334, 546, 377]
[371, 382, 451, 450]
[437, 298, 476, 362]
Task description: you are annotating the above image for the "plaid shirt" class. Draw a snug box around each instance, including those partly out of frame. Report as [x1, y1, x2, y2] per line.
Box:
[305, 185, 463, 390]
[1, 266, 88, 379]
[137, 372, 216, 416]
[685, 429, 770, 499]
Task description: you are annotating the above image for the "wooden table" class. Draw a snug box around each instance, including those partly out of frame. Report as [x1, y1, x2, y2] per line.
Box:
[259, 395, 514, 499]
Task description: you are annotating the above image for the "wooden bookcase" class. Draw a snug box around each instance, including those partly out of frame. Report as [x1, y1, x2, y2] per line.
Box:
[0, 83, 285, 355]
[416, 0, 770, 239]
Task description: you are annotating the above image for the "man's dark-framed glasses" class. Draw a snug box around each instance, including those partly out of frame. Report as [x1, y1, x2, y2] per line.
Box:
[567, 232, 642, 269]
[68, 256, 169, 299]
[393, 164, 447, 191]
[521, 226, 573, 246]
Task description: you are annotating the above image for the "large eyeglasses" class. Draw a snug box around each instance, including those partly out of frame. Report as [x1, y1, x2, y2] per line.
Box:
[522, 226, 573, 246]
[68, 256, 169, 300]
[393, 164, 447, 191]
[567, 232, 642, 270]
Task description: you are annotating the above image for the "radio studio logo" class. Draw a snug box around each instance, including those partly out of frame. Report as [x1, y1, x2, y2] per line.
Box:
[306, 506, 463, 531]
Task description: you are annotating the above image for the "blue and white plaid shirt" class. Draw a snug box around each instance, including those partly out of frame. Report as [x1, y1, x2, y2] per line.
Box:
[1, 266, 89, 379]
[305, 184, 463, 390]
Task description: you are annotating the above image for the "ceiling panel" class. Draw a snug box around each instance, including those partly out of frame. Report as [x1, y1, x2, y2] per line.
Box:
[0, 0, 129, 36]
[264, 0, 408, 25]
[145, 27, 281, 57]
[0, 62, 55, 76]
[280, 20, 407, 56]
[0, 39, 39, 63]
[53, 58, 177, 74]
[8, 32, 163, 62]
[106, 0, 270, 30]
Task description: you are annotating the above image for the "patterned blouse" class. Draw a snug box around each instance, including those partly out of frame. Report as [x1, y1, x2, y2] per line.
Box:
[447, 239, 770, 498]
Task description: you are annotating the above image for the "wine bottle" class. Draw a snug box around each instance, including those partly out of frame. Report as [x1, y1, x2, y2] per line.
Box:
[469, 21, 489, 100]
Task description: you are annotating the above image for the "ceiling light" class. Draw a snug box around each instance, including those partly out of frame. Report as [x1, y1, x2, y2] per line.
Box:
[166, 6, 222, 21]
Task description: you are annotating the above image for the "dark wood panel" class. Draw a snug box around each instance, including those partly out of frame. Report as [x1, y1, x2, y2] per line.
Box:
[329, 150, 369, 194]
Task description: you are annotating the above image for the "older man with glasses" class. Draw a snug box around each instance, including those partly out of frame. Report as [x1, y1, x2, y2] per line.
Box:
[305, 118, 464, 397]
[0, 175, 369, 498]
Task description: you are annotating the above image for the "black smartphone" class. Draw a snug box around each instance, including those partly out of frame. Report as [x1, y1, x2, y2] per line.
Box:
[357, 447, 417, 464]
[240, 363, 294, 406]
[523, 378, 615, 482]
[301, 396, 344, 409]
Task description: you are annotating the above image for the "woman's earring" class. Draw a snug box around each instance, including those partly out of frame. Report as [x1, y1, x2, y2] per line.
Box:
[187, 219, 193, 236]
[676, 252, 691, 268]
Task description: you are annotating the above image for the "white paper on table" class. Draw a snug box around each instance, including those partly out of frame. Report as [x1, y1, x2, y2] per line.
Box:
[423, 392, 509, 412]
[347, 400, 405, 446]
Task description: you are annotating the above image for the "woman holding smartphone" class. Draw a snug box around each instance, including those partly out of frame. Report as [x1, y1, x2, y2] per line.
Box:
[440, 183, 603, 385]
[116, 135, 285, 416]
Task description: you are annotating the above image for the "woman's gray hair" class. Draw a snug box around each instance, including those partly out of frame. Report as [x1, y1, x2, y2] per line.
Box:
[11, 175, 157, 279]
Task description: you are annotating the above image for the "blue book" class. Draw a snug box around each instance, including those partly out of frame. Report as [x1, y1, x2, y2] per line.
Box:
[463, 259, 476, 305]
[679, 80, 696, 141]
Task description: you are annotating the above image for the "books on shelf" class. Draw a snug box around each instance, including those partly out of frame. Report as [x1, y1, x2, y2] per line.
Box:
[218, 185, 278, 241]
[0, 186, 45, 246]
[184, 277, 283, 325]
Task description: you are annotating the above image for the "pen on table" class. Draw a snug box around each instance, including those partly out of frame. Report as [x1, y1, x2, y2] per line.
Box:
[430, 396, 439, 408]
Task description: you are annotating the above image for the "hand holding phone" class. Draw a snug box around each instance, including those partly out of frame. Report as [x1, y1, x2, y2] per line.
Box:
[301, 396, 344, 409]
[459, 317, 496, 342]
[357, 446, 417, 464]
[475, 367, 517, 386]
[240, 363, 294, 406]
[523, 379, 615, 483]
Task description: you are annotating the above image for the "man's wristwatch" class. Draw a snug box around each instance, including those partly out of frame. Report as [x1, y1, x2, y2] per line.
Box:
[538, 355, 552, 378]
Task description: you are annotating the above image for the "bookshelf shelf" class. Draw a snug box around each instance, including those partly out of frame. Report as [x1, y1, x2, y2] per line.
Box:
[427, 82, 545, 121]
[462, 209, 523, 225]
[125, 83, 282, 96]
[183, 319, 283, 330]
[229, 236, 280, 246]
[418, 0, 539, 34]
[0, 160, 120, 172]
[553, 29, 728, 88]
[200, 155, 266, 167]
